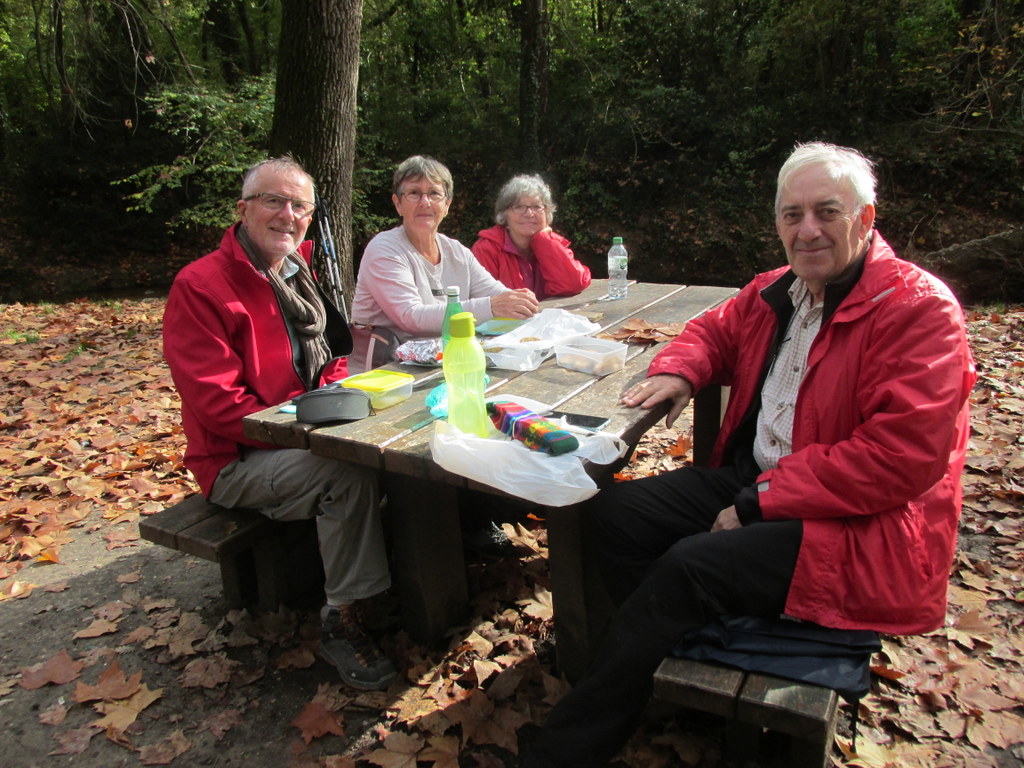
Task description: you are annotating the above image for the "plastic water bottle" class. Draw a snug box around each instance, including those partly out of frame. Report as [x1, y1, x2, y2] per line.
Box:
[442, 312, 491, 437]
[441, 285, 463, 347]
[607, 237, 628, 300]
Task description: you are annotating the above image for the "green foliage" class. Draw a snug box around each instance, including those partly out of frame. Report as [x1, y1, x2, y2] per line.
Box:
[3, 328, 40, 343]
[117, 76, 276, 231]
[1, 0, 1022, 302]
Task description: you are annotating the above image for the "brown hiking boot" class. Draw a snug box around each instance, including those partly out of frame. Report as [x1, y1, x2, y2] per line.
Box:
[318, 603, 397, 691]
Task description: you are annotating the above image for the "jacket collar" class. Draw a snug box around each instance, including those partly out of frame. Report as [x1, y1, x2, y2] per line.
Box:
[221, 222, 312, 274]
[758, 232, 902, 324]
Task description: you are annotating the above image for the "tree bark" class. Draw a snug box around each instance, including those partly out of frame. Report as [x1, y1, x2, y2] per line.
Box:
[915, 229, 1024, 305]
[517, 0, 548, 173]
[270, 0, 363, 309]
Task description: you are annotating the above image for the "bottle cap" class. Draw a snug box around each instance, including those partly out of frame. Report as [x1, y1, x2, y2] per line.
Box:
[612, 237, 623, 245]
[448, 312, 476, 338]
[446, 285, 460, 297]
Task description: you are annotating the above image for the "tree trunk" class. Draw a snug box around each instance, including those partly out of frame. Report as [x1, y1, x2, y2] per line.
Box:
[270, 0, 363, 312]
[915, 229, 1024, 305]
[517, 0, 548, 173]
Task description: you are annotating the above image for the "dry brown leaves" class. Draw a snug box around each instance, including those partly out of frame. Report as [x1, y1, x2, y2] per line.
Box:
[1, 299, 1022, 766]
[0, 299, 191, 594]
[599, 318, 687, 345]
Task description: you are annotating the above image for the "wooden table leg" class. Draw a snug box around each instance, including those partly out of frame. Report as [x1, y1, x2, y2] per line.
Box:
[693, 384, 726, 467]
[386, 475, 468, 645]
[547, 501, 615, 682]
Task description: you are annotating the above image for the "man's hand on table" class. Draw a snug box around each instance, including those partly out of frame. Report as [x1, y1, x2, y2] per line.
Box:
[620, 374, 694, 428]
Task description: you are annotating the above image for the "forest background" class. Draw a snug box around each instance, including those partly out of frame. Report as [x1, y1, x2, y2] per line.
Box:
[0, 0, 1021, 307]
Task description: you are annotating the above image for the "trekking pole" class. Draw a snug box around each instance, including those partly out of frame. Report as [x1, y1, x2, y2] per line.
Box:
[314, 194, 349, 321]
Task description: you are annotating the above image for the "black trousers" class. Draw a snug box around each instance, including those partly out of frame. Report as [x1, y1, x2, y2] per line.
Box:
[529, 463, 803, 767]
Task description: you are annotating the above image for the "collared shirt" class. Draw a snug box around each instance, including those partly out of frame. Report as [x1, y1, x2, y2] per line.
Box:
[502, 229, 543, 297]
[753, 279, 823, 472]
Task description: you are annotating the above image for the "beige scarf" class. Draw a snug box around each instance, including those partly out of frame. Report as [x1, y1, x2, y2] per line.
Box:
[237, 226, 331, 390]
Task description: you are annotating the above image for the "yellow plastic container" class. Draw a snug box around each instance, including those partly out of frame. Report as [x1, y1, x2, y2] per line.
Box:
[339, 370, 414, 410]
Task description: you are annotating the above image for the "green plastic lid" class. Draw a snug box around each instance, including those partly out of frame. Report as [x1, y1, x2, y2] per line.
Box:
[448, 311, 476, 338]
[612, 236, 623, 244]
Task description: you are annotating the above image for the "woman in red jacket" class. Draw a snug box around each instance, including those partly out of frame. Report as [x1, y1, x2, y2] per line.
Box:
[471, 174, 591, 300]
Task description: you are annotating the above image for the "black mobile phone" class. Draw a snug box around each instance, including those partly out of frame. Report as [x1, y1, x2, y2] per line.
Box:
[548, 410, 610, 432]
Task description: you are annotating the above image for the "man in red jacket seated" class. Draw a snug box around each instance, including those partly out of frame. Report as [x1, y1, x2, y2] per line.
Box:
[520, 143, 976, 767]
[163, 156, 396, 692]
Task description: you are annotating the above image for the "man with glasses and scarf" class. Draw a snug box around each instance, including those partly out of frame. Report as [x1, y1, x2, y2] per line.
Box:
[163, 156, 396, 692]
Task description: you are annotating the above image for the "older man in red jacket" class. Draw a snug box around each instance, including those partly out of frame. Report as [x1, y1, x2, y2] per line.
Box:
[163, 156, 395, 692]
[521, 143, 976, 767]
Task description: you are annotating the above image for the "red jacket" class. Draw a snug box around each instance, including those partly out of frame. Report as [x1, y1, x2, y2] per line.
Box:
[471, 225, 591, 300]
[649, 234, 975, 634]
[163, 224, 348, 496]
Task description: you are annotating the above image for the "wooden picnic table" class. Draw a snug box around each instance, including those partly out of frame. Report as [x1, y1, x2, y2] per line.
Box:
[243, 279, 738, 677]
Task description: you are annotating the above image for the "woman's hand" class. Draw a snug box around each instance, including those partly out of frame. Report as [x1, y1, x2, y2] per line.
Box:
[490, 289, 539, 319]
[620, 374, 694, 428]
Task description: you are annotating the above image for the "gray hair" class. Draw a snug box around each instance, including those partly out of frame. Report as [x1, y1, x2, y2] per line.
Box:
[241, 155, 315, 198]
[494, 174, 557, 226]
[775, 142, 877, 214]
[392, 155, 453, 199]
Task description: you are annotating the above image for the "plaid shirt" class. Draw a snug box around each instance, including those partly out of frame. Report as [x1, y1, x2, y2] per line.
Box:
[754, 280, 823, 471]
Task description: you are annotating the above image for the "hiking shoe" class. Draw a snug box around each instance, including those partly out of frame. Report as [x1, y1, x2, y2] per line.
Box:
[463, 520, 518, 560]
[318, 604, 397, 691]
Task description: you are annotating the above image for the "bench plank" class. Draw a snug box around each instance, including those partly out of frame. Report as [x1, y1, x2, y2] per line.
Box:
[173, 507, 269, 561]
[654, 659, 840, 768]
[138, 494, 223, 550]
[140, 495, 322, 611]
[653, 657, 744, 718]
[737, 671, 838, 741]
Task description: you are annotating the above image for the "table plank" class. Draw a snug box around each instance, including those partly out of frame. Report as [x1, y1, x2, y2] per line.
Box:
[243, 403, 317, 449]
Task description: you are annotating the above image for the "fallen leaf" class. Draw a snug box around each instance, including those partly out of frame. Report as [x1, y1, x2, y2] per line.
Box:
[74, 618, 120, 639]
[74, 659, 142, 702]
[38, 701, 70, 725]
[138, 729, 192, 765]
[365, 730, 425, 768]
[292, 701, 345, 743]
[49, 726, 100, 755]
[199, 709, 244, 741]
[418, 734, 460, 768]
[91, 684, 162, 730]
[20, 649, 85, 689]
[179, 654, 237, 688]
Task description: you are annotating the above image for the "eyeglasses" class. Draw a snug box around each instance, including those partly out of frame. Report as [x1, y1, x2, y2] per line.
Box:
[244, 193, 316, 218]
[400, 189, 448, 204]
[509, 204, 547, 215]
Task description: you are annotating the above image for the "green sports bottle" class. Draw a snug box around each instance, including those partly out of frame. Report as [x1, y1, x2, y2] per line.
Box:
[442, 312, 491, 437]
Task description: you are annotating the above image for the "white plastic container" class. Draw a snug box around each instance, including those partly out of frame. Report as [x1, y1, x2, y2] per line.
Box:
[340, 370, 414, 409]
[554, 336, 627, 376]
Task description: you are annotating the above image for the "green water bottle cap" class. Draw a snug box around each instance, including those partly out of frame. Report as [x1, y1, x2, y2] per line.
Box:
[612, 236, 623, 244]
[449, 311, 476, 338]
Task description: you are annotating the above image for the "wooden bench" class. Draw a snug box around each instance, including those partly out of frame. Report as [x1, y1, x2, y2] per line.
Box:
[139, 494, 323, 611]
[653, 657, 839, 768]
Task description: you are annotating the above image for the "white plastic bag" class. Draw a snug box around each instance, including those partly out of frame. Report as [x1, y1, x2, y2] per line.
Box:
[481, 308, 601, 371]
[429, 413, 627, 507]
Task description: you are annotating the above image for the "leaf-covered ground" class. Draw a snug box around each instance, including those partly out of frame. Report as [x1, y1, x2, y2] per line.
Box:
[0, 299, 1021, 767]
